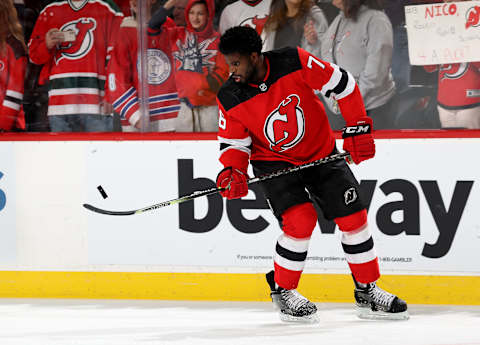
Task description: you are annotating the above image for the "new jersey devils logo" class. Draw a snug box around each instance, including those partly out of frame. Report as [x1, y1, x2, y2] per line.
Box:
[55, 18, 97, 64]
[466, 6, 480, 29]
[264, 94, 305, 153]
[239, 15, 269, 35]
[344, 187, 357, 205]
[440, 63, 468, 82]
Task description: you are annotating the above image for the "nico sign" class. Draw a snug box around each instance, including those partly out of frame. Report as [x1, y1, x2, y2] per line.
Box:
[405, 1, 480, 65]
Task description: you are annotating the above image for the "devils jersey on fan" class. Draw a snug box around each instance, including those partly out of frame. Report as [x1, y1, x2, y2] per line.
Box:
[105, 17, 180, 131]
[219, 0, 271, 38]
[0, 36, 27, 131]
[217, 47, 366, 168]
[28, 0, 123, 117]
[425, 62, 480, 109]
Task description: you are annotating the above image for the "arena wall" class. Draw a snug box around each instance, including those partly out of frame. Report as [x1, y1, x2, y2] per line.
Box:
[0, 131, 479, 304]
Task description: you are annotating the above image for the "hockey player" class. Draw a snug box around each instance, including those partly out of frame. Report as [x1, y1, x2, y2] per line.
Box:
[28, 0, 124, 132]
[106, 0, 180, 132]
[215, 26, 409, 323]
[0, 0, 27, 131]
[149, 0, 229, 132]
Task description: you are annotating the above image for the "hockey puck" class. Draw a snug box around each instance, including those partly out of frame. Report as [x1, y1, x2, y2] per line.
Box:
[97, 185, 108, 199]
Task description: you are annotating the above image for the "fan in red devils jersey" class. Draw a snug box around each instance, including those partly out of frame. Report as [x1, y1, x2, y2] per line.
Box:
[0, 0, 27, 131]
[424, 62, 480, 129]
[215, 26, 408, 323]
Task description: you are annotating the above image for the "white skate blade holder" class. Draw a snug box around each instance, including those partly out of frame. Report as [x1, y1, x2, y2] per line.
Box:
[356, 306, 410, 321]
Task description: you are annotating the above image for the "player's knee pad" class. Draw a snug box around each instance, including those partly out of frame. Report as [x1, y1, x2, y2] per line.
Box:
[281, 202, 317, 239]
[335, 209, 367, 232]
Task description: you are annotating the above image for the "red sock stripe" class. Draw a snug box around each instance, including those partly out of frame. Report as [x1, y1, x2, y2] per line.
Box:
[273, 262, 303, 290]
[348, 257, 380, 284]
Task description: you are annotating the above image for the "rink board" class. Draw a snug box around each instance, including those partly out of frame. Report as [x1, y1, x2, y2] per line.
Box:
[0, 271, 479, 305]
[0, 132, 479, 303]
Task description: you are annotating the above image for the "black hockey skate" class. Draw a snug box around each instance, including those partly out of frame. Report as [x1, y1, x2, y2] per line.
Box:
[266, 270, 318, 323]
[353, 275, 409, 320]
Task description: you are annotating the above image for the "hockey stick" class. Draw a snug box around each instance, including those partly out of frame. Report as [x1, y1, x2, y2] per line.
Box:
[83, 151, 350, 216]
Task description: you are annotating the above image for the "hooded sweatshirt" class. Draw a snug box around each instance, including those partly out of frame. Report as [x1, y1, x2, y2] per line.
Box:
[321, 5, 395, 111]
[149, 0, 229, 106]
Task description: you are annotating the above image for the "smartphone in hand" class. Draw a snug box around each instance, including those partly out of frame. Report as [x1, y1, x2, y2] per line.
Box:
[63, 30, 76, 42]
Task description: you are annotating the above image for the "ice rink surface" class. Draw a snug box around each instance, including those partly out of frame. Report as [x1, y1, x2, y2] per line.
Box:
[0, 299, 479, 345]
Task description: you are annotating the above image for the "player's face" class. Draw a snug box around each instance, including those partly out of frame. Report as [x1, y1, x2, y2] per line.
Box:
[225, 52, 256, 84]
[188, 3, 208, 31]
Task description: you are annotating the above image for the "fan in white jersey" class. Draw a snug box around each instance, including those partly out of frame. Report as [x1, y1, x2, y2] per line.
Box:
[218, 0, 272, 49]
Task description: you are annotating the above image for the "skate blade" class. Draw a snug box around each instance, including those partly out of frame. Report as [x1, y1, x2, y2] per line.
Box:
[356, 306, 410, 321]
[279, 312, 320, 324]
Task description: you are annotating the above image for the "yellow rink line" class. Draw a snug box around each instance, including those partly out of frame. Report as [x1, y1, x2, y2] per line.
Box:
[0, 271, 478, 305]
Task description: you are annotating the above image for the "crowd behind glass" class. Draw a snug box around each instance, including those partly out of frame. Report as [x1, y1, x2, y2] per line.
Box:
[1, 0, 479, 133]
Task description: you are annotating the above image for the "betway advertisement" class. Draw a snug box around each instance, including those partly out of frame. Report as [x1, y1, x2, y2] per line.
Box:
[84, 138, 480, 275]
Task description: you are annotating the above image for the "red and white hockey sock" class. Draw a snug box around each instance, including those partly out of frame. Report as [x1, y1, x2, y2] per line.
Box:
[274, 234, 310, 290]
[342, 224, 380, 283]
[336, 210, 380, 284]
[273, 203, 317, 290]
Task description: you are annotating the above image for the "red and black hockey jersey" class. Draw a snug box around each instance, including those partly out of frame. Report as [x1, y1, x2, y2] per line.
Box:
[425, 62, 480, 110]
[0, 36, 27, 131]
[217, 47, 367, 170]
[28, 0, 123, 117]
[105, 17, 180, 131]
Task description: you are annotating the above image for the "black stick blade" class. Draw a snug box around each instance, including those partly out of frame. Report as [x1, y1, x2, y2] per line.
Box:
[83, 203, 136, 216]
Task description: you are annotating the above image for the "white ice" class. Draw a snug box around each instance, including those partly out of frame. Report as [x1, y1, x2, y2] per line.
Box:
[0, 299, 479, 345]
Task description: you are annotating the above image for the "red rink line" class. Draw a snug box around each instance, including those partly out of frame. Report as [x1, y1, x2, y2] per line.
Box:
[0, 130, 480, 141]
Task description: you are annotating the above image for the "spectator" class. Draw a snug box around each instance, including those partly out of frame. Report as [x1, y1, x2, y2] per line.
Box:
[0, 0, 27, 132]
[263, 0, 328, 57]
[383, 0, 441, 129]
[384, 0, 410, 95]
[315, 0, 340, 24]
[423, 0, 480, 129]
[321, 0, 396, 129]
[172, 0, 189, 26]
[19, 0, 52, 132]
[149, 0, 229, 132]
[218, 0, 272, 49]
[106, 0, 180, 132]
[384, 0, 439, 95]
[28, 0, 123, 132]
